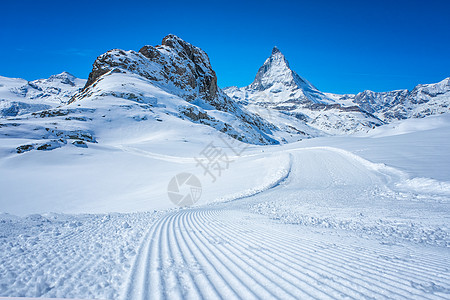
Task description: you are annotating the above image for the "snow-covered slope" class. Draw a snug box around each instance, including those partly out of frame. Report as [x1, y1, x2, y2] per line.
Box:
[0, 72, 86, 118]
[1, 113, 449, 299]
[224, 48, 383, 135]
[73, 34, 282, 145]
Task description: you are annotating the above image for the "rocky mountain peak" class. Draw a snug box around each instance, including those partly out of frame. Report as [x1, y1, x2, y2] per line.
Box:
[161, 34, 184, 45]
[271, 46, 281, 55]
[140, 34, 220, 105]
[250, 47, 317, 95]
[67, 35, 278, 145]
[250, 47, 291, 90]
[160, 34, 203, 58]
[81, 35, 221, 107]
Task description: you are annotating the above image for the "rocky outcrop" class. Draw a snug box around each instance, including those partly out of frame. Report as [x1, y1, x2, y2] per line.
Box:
[82, 35, 222, 108]
[142, 35, 219, 103]
[71, 35, 279, 145]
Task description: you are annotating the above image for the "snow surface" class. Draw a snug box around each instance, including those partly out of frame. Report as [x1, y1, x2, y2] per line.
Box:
[0, 112, 449, 299]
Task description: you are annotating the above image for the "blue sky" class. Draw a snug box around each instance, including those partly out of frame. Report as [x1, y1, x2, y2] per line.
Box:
[1, 0, 449, 94]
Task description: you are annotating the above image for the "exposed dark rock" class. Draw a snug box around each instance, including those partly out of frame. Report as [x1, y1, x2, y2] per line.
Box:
[16, 144, 34, 154]
[36, 140, 62, 151]
[72, 140, 88, 148]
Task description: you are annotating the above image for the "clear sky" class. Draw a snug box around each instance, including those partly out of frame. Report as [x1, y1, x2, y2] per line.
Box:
[1, 0, 449, 94]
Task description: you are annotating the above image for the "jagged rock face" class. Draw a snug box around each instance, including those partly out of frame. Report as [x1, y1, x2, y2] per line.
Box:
[410, 78, 450, 100]
[353, 90, 412, 121]
[145, 34, 218, 103]
[83, 34, 222, 108]
[353, 90, 409, 116]
[70, 35, 279, 145]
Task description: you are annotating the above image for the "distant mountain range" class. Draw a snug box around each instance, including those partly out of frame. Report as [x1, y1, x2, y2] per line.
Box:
[0, 72, 86, 117]
[0, 35, 448, 153]
[224, 47, 450, 135]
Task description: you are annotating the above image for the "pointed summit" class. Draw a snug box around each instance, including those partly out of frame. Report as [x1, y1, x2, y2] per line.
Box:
[272, 46, 281, 55]
[250, 47, 316, 93]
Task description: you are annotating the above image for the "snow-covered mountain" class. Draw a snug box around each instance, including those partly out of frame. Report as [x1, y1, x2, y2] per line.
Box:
[0, 35, 294, 156]
[70, 34, 281, 145]
[0, 36, 448, 156]
[245, 47, 330, 104]
[353, 77, 450, 121]
[224, 48, 384, 135]
[224, 47, 449, 134]
[0, 72, 86, 118]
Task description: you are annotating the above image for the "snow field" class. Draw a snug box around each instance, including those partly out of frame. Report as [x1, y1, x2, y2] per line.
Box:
[0, 211, 163, 299]
[0, 114, 449, 299]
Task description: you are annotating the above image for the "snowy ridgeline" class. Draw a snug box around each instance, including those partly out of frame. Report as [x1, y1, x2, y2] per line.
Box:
[0, 72, 86, 117]
[223, 48, 450, 135]
[0, 35, 449, 154]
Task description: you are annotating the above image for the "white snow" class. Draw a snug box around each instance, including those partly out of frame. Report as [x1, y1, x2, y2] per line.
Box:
[0, 112, 449, 299]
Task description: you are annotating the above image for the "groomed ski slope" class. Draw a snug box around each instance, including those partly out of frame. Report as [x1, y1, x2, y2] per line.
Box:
[1, 115, 450, 299]
[122, 210, 449, 300]
[122, 148, 450, 300]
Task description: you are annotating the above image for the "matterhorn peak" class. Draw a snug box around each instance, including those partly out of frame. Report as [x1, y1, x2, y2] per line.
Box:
[272, 46, 282, 55]
[250, 46, 316, 93]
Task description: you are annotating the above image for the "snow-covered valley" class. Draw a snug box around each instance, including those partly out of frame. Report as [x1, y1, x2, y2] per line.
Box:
[0, 35, 449, 299]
